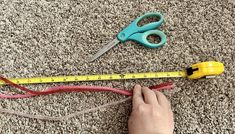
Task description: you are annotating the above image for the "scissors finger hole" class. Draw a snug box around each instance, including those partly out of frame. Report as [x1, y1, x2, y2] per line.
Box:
[137, 16, 161, 27]
[147, 34, 161, 44]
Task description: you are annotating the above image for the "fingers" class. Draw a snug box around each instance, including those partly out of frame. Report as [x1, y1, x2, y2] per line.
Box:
[132, 85, 144, 109]
[154, 90, 171, 108]
[142, 87, 158, 105]
[132, 85, 171, 109]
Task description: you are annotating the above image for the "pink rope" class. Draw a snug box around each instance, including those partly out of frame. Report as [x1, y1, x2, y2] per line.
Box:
[0, 76, 175, 99]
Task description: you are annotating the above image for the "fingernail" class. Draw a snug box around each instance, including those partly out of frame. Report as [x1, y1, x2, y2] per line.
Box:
[135, 84, 141, 88]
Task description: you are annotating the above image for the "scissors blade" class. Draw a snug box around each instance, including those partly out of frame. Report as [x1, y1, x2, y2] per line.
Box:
[89, 38, 120, 62]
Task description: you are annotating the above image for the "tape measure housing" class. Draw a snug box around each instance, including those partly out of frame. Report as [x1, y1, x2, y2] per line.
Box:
[186, 61, 224, 79]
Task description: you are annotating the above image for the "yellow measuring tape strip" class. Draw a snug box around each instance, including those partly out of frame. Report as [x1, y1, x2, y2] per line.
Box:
[0, 61, 224, 85]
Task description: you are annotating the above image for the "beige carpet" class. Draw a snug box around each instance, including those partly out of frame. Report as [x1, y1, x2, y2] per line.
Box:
[0, 0, 234, 133]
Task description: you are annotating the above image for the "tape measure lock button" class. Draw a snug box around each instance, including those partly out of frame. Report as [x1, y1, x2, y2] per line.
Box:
[186, 67, 199, 76]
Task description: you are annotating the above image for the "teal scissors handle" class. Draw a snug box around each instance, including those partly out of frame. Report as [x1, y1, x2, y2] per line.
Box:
[117, 12, 166, 48]
[128, 30, 166, 48]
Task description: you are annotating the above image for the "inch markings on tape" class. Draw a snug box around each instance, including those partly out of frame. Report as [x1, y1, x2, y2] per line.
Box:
[0, 71, 186, 85]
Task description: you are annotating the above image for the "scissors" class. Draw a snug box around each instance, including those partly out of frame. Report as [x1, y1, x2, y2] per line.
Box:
[89, 12, 167, 62]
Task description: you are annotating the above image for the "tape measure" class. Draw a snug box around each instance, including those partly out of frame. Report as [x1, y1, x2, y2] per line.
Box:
[0, 61, 224, 85]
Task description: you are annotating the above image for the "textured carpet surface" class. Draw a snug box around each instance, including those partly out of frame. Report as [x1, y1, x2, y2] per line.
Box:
[0, 0, 235, 133]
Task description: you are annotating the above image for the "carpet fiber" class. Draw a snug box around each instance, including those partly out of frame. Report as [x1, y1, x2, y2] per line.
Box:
[0, 0, 234, 133]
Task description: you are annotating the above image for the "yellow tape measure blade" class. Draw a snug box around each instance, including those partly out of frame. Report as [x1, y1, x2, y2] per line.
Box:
[0, 71, 185, 85]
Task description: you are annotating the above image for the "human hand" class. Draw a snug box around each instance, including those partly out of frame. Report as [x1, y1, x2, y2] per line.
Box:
[128, 85, 174, 134]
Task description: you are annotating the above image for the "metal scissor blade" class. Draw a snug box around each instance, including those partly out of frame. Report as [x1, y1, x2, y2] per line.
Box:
[89, 38, 120, 62]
